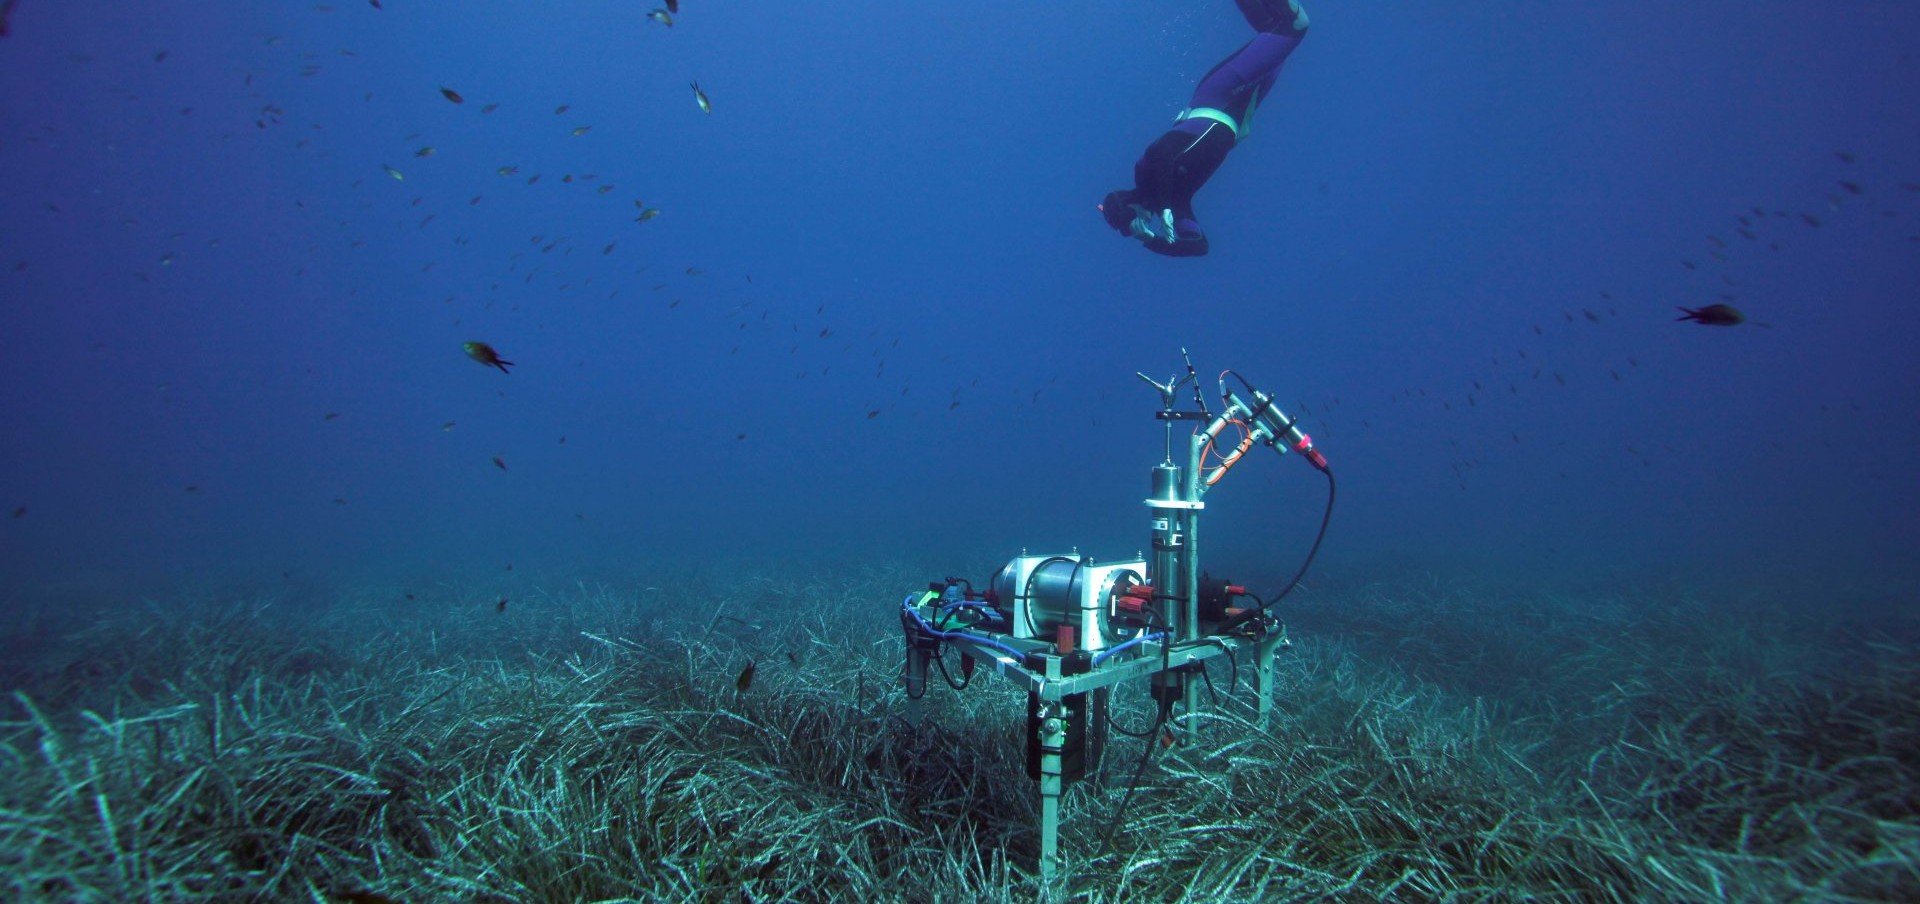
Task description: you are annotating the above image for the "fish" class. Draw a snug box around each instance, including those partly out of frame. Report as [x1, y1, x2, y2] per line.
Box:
[415, 146, 434, 157]
[324, 412, 342, 420]
[634, 207, 661, 221]
[440, 421, 456, 431]
[1675, 304, 1744, 326]
[571, 125, 591, 136]
[497, 165, 519, 176]
[10, 506, 23, 518]
[463, 341, 514, 373]
[666, 0, 679, 11]
[496, 597, 508, 613]
[382, 164, 404, 181]
[691, 81, 711, 114]
[3, 2, 21, 39]
[554, 104, 570, 114]
[1838, 180, 1863, 196]
[482, 102, 499, 114]
[649, 9, 674, 26]
[492, 455, 507, 470]
[439, 86, 464, 104]
[735, 660, 756, 692]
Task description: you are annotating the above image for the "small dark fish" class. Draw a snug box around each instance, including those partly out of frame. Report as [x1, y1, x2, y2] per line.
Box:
[1800, 213, 1821, 227]
[482, 102, 499, 114]
[463, 341, 514, 373]
[491, 455, 507, 470]
[1581, 309, 1600, 323]
[404, 593, 415, 601]
[1675, 304, 1744, 326]
[439, 86, 464, 104]
[10, 506, 23, 518]
[185, 485, 200, 493]
[866, 410, 880, 420]
[735, 660, 756, 692]
[2, 1, 22, 38]
[324, 411, 341, 421]
[495, 597, 508, 613]
[369, 0, 381, 8]
[554, 104, 570, 114]
[1837, 180, 1862, 196]
[665, 0, 679, 11]
[1834, 150, 1855, 163]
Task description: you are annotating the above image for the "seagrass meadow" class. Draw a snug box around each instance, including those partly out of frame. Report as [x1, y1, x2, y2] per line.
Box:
[2, 566, 1914, 903]
[4, 4, 1920, 902]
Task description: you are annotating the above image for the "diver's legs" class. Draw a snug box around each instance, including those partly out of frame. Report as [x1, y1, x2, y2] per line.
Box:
[1105, 8, 1307, 256]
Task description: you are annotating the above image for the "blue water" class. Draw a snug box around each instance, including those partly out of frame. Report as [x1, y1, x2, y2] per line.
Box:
[2, 1, 1916, 599]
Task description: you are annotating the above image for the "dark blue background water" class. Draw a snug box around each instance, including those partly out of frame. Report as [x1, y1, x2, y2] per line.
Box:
[3, 2, 1916, 598]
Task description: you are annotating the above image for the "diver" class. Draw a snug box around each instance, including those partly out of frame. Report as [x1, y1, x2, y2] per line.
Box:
[1102, 0, 1310, 257]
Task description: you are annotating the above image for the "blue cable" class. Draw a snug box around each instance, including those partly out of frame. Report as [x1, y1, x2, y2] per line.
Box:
[902, 595, 1027, 661]
[1093, 631, 1165, 666]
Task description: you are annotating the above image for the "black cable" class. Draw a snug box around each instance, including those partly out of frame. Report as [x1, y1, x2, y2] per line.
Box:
[1266, 467, 1335, 610]
[1100, 694, 1175, 854]
[1104, 703, 1157, 739]
[932, 644, 972, 690]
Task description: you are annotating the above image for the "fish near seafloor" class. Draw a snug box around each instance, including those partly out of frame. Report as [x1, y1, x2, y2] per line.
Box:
[736, 660, 756, 692]
[1675, 304, 1745, 327]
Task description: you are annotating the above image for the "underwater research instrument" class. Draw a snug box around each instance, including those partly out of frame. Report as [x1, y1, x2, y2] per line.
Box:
[899, 350, 1336, 882]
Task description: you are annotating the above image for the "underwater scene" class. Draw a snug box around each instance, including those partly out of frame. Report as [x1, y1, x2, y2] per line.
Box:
[2, 2, 1917, 901]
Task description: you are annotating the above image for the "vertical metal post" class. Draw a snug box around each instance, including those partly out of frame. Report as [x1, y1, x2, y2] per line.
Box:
[1254, 632, 1284, 727]
[903, 646, 929, 728]
[1036, 702, 1067, 883]
[1181, 432, 1205, 738]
